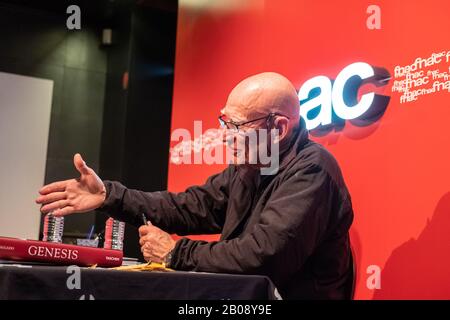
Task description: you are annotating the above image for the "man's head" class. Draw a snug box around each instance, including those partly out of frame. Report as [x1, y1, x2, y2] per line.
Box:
[220, 72, 300, 171]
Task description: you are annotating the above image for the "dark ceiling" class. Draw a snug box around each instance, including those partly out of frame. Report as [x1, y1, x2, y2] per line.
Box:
[0, 0, 177, 23]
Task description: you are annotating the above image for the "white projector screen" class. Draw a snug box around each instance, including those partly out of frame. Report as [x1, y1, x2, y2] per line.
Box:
[0, 71, 53, 240]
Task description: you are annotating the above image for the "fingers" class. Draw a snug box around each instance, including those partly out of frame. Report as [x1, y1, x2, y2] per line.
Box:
[138, 224, 157, 237]
[74, 153, 90, 176]
[39, 180, 69, 195]
[53, 206, 75, 217]
[40, 199, 70, 214]
[36, 191, 66, 205]
[141, 243, 162, 263]
[139, 234, 153, 246]
[142, 252, 152, 262]
[141, 243, 152, 262]
[138, 225, 150, 237]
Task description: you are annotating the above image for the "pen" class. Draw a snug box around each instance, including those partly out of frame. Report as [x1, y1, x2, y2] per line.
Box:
[141, 213, 154, 265]
[141, 213, 150, 225]
[94, 230, 104, 241]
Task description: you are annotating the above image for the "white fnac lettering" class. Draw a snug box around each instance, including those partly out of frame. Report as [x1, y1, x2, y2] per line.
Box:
[299, 62, 389, 130]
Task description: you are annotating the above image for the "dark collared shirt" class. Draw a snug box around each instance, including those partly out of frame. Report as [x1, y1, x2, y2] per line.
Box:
[100, 127, 354, 299]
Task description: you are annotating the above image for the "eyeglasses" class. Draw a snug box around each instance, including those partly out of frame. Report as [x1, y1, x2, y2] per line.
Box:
[218, 112, 289, 133]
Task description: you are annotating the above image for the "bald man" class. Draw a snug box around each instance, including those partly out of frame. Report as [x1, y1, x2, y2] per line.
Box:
[36, 72, 354, 300]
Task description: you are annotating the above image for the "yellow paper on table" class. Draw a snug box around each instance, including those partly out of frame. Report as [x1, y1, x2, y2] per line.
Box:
[112, 262, 174, 272]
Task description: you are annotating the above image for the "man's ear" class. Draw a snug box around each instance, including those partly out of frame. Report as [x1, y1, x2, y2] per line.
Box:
[272, 117, 290, 143]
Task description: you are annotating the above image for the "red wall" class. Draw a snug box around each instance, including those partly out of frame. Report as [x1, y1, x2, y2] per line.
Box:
[168, 0, 450, 299]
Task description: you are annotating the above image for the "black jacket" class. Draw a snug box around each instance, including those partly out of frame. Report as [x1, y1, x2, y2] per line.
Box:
[100, 127, 354, 299]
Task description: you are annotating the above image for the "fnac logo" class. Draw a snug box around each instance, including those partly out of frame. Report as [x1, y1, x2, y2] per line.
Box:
[298, 62, 391, 132]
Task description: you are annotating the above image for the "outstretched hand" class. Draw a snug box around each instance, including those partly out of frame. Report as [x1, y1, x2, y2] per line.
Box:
[36, 153, 106, 216]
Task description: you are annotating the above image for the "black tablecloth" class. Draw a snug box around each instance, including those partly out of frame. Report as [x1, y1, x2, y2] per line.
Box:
[0, 264, 280, 300]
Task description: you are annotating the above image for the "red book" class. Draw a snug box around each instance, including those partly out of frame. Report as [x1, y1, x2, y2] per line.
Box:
[0, 236, 122, 267]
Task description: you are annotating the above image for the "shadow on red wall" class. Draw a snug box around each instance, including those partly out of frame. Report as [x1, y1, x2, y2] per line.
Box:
[349, 227, 363, 298]
[373, 192, 450, 299]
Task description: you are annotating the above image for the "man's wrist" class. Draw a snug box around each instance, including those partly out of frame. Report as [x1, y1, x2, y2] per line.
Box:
[163, 240, 178, 268]
[101, 182, 107, 202]
[97, 181, 111, 210]
[163, 248, 174, 267]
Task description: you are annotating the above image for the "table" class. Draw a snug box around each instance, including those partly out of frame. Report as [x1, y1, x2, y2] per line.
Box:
[0, 264, 280, 300]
